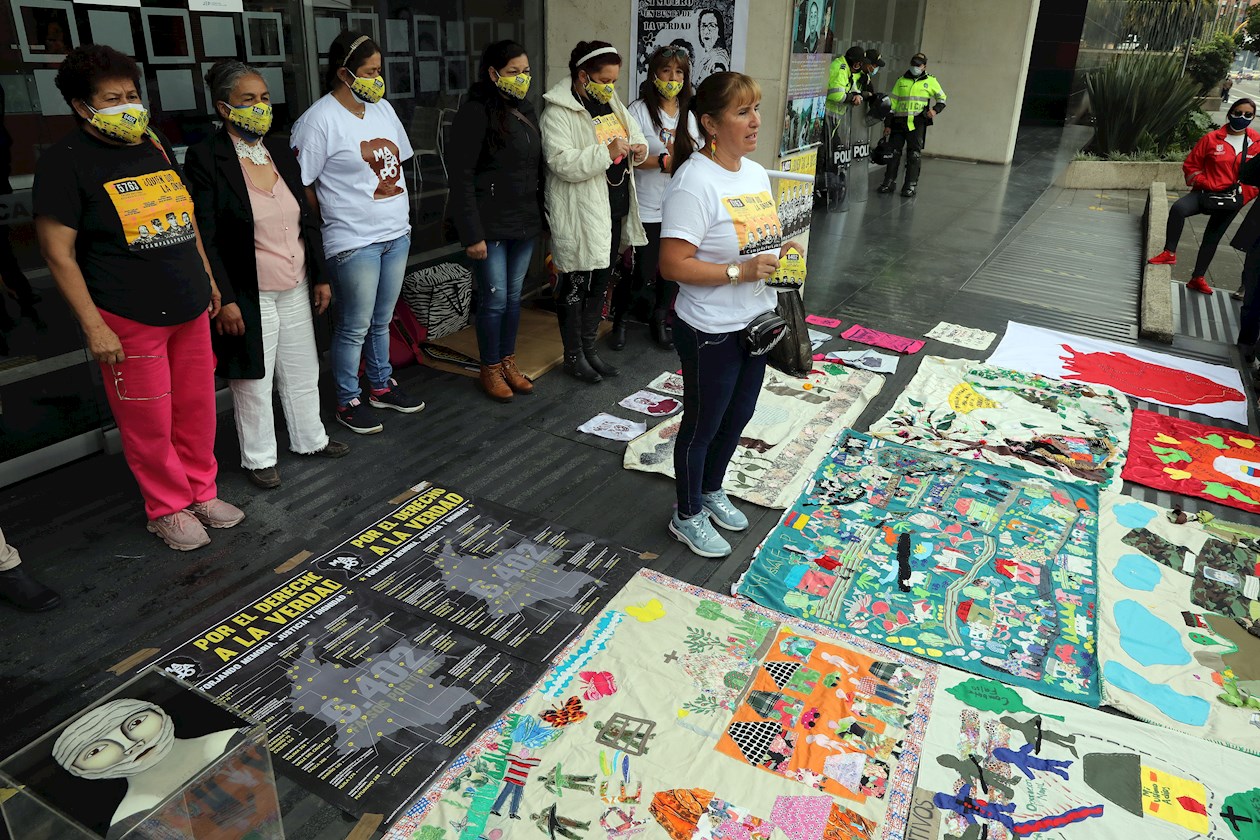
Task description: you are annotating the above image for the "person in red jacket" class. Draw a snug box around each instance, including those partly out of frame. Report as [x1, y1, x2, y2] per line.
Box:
[1149, 99, 1260, 295]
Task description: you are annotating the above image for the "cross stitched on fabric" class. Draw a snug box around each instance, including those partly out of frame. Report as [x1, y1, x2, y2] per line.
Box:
[737, 430, 1101, 706]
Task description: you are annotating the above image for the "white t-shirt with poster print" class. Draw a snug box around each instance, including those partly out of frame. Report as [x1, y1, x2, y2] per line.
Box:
[661, 153, 781, 334]
[291, 93, 414, 257]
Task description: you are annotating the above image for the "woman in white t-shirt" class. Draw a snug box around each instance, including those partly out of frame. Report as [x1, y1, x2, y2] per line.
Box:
[617, 46, 701, 350]
[291, 31, 422, 436]
[659, 72, 804, 559]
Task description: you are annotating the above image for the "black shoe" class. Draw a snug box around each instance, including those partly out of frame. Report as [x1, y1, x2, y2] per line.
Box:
[248, 466, 281, 489]
[901, 183, 917, 197]
[584, 348, 620, 377]
[580, 297, 619, 377]
[651, 314, 672, 348]
[0, 565, 61, 612]
[563, 352, 602, 383]
[610, 320, 627, 351]
[308, 440, 350, 458]
[336, 399, 384, 434]
[877, 180, 896, 194]
[369, 379, 425, 413]
[490, 812, 501, 818]
[509, 815, 521, 821]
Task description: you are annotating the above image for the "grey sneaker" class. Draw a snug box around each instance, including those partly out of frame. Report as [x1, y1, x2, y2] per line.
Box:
[147, 510, 211, 551]
[187, 498, 245, 529]
[702, 490, 749, 531]
[668, 510, 732, 558]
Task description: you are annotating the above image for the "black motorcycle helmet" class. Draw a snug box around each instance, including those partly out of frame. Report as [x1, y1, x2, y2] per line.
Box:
[866, 92, 892, 121]
[871, 136, 895, 166]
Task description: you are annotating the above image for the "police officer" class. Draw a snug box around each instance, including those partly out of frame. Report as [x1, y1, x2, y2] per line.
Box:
[826, 45, 866, 115]
[879, 52, 947, 198]
[859, 49, 885, 98]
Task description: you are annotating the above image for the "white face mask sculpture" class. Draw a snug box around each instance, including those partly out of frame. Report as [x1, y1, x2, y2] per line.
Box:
[52, 699, 177, 780]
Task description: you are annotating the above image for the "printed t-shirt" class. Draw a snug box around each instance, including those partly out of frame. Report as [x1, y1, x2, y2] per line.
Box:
[662, 153, 782, 334]
[33, 128, 209, 326]
[291, 93, 413, 257]
[627, 99, 701, 223]
[576, 90, 630, 219]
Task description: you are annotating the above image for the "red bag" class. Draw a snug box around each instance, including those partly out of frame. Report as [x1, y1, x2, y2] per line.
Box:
[388, 299, 427, 367]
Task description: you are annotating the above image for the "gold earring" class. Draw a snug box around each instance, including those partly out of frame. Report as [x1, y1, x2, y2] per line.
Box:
[710, 134, 718, 155]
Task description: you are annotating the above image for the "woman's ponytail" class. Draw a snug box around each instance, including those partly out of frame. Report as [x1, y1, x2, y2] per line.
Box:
[671, 98, 701, 174]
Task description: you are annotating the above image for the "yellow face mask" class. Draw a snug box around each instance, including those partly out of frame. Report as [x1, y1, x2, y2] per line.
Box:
[223, 102, 273, 140]
[653, 78, 684, 99]
[494, 71, 531, 100]
[87, 103, 150, 144]
[347, 73, 385, 104]
[584, 78, 616, 105]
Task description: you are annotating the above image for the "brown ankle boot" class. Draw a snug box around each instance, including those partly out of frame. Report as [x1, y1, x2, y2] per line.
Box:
[500, 355, 534, 394]
[480, 363, 513, 402]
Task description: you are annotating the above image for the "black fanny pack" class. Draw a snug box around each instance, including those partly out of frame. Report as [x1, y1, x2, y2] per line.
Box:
[740, 311, 789, 356]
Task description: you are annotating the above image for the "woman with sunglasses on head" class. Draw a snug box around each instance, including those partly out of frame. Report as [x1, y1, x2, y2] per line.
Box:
[448, 40, 545, 402]
[291, 30, 422, 435]
[184, 60, 349, 492]
[541, 40, 648, 383]
[615, 45, 701, 350]
[659, 72, 804, 559]
[1149, 97, 1260, 297]
[33, 45, 243, 551]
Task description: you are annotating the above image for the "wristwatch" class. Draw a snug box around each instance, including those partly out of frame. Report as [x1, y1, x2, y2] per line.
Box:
[727, 263, 741, 285]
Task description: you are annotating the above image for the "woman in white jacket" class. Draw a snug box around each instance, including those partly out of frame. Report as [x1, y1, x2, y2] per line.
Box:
[541, 40, 648, 382]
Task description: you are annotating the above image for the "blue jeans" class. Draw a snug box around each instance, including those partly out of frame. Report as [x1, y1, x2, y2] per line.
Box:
[328, 234, 411, 405]
[473, 238, 534, 365]
[673, 319, 767, 517]
[492, 781, 524, 816]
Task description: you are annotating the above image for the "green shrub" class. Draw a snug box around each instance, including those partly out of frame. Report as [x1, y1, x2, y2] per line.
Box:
[1086, 53, 1204, 156]
[1186, 32, 1238, 93]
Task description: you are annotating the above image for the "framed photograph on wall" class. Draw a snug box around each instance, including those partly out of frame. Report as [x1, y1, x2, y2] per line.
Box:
[417, 58, 440, 93]
[385, 56, 413, 99]
[468, 17, 493, 54]
[243, 11, 284, 62]
[315, 15, 342, 53]
[13, 0, 79, 63]
[347, 11, 377, 41]
[444, 53, 468, 94]
[140, 8, 192, 65]
[413, 14, 440, 55]
[444, 20, 464, 52]
[386, 17, 408, 53]
[199, 15, 237, 57]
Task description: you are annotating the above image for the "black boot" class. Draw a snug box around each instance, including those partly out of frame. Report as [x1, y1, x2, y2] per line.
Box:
[581, 297, 619, 378]
[610, 316, 627, 351]
[877, 180, 896, 194]
[558, 301, 601, 383]
[0, 565, 61, 611]
[650, 311, 672, 348]
[901, 183, 917, 197]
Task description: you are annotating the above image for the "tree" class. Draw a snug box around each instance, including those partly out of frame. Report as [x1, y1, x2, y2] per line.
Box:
[1187, 30, 1240, 91]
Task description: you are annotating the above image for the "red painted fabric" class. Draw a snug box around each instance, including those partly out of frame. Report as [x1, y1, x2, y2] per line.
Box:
[1121, 409, 1260, 513]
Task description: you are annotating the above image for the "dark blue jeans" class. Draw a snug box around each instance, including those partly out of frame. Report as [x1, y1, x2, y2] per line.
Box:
[673, 319, 768, 517]
[473, 238, 535, 365]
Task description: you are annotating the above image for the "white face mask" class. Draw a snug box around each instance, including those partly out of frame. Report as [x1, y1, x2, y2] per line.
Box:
[910, 66, 925, 77]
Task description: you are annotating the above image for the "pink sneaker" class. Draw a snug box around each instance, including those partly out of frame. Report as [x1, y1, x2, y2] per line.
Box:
[187, 498, 245, 529]
[147, 510, 211, 551]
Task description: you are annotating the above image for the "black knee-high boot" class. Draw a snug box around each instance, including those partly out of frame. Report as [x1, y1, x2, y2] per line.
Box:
[556, 272, 600, 383]
[582, 270, 619, 378]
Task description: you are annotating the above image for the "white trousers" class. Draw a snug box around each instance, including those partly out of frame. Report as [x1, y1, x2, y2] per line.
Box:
[0, 526, 20, 571]
[230, 283, 329, 469]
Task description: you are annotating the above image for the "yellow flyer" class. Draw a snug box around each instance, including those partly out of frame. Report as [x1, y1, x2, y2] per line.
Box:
[722, 190, 782, 255]
[591, 113, 628, 147]
[767, 244, 806, 289]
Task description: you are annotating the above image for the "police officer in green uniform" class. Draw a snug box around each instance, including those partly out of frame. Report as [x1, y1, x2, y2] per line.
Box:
[879, 52, 947, 198]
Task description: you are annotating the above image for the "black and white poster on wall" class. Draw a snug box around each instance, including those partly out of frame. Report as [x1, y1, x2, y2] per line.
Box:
[629, 0, 749, 95]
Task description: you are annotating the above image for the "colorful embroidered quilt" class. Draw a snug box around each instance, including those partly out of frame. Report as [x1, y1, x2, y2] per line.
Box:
[1097, 495, 1260, 755]
[737, 430, 1101, 705]
[910, 667, 1260, 840]
[624, 364, 883, 509]
[868, 357, 1132, 490]
[988, 321, 1247, 424]
[384, 570, 937, 840]
[1122, 409, 1260, 513]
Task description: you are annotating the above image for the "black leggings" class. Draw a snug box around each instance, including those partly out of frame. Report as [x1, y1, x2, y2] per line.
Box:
[612, 222, 676, 322]
[1165, 190, 1241, 277]
[555, 216, 622, 305]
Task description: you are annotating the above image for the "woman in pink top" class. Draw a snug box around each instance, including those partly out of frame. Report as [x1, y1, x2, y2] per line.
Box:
[185, 60, 349, 490]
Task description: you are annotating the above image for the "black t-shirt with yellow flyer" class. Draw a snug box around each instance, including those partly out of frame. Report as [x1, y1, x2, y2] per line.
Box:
[34, 128, 210, 326]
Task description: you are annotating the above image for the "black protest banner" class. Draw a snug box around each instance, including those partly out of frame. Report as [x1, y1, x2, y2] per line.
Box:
[303, 482, 641, 664]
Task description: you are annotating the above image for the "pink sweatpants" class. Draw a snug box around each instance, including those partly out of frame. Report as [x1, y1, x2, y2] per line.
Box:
[97, 309, 219, 520]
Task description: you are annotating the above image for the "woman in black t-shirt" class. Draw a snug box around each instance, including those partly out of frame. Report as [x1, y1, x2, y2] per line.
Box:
[34, 45, 244, 552]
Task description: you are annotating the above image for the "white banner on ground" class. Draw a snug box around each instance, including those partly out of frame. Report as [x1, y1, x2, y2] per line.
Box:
[988, 321, 1247, 424]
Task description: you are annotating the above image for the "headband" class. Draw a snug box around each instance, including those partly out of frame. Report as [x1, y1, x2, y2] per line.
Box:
[576, 46, 619, 68]
[342, 35, 371, 67]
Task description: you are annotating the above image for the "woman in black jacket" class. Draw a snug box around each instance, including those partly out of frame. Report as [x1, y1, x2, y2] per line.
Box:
[185, 60, 348, 490]
[448, 40, 545, 402]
